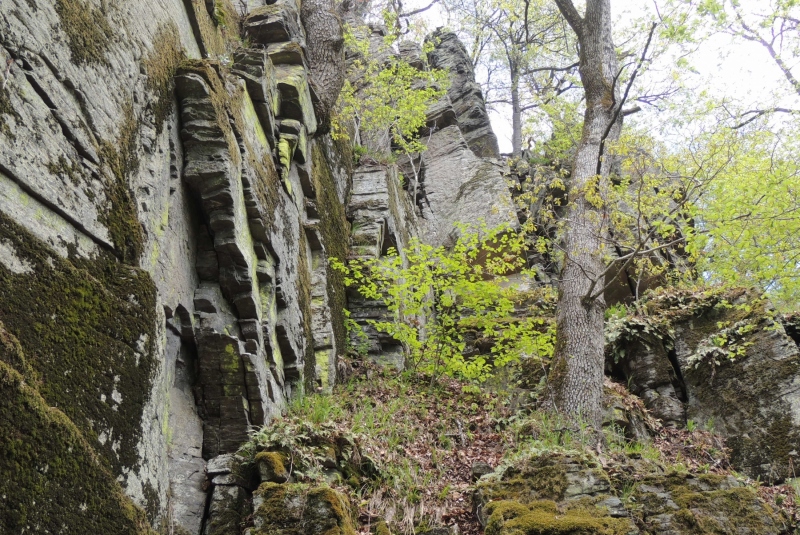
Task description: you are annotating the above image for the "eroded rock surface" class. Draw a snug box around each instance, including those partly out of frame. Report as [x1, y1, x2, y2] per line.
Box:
[427, 30, 500, 158]
[608, 289, 800, 482]
[0, 0, 349, 530]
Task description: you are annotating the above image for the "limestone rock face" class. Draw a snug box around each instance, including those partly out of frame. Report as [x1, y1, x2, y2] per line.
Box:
[427, 31, 500, 159]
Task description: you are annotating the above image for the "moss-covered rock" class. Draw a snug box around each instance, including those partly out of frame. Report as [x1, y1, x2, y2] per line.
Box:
[204, 484, 249, 535]
[609, 287, 800, 481]
[475, 451, 785, 535]
[252, 482, 357, 535]
[310, 141, 351, 383]
[476, 453, 610, 508]
[484, 499, 634, 535]
[53, 0, 112, 65]
[142, 23, 184, 135]
[256, 451, 290, 483]
[0, 359, 153, 533]
[97, 103, 147, 263]
[0, 211, 158, 475]
[630, 472, 782, 534]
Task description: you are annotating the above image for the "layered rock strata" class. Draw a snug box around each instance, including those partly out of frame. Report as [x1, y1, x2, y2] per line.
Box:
[427, 30, 500, 159]
[0, 0, 349, 531]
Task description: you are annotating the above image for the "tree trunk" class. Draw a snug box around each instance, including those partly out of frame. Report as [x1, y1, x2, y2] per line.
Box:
[300, 0, 345, 133]
[510, 66, 523, 158]
[548, 0, 621, 428]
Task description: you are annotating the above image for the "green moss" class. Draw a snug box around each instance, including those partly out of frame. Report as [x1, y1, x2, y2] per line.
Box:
[0, 361, 154, 533]
[253, 482, 356, 535]
[0, 321, 38, 385]
[311, 142, 351, 376]
[255, 451, 289, 481]
[143, 24, 184, 135]
[375, 520, 392, 535]
[0, 211, 158, 476]
[47, 154, 84, 186]
[485, 499, 633, 535]
[97, 103, 145, 263]
[629, 472, 780, 533]
[54, 0, 112, 65]
[479, 454, 571, 504]
[188, 0, 240, 57]
[298, 230, 315, 393]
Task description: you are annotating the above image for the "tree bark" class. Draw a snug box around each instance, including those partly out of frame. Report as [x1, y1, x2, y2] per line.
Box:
[301, 0, 346, 133]
[548, 0, 621, 428]
[510, 65, 523, 158]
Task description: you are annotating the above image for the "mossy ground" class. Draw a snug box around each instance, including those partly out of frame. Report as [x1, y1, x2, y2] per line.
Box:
[243, 364, 519, 534]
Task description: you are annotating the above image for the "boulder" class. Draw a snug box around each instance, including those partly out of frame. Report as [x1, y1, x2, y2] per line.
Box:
[251, 482, 356, 535]
[474, 452, 784, 535]
[204, 485, 250, 535]
[609, 288, 800, 481]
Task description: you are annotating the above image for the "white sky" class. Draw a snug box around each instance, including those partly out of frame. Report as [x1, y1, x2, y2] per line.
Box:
[402, 0, 795, 153]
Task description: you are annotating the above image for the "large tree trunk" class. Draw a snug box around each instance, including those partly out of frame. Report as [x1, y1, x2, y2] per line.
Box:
[301, 0, 345, 133]
[548, 0, 621, 428]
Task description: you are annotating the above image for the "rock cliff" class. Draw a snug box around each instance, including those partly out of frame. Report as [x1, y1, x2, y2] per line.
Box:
[0, 0, 353, 530]
[1, 0, 799, 533]
[0, 1, 510, 532]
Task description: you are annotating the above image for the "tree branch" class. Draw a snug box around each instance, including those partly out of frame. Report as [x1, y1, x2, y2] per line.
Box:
[595, 21, 658, 176]
[731, 107, 798, 129]
[398, 0, 440, 18]
[554, 0, 584, 38]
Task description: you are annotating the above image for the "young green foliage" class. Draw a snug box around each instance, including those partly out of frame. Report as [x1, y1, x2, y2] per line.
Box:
[333, 16, 449, 157]
[332, 223, 555, 382]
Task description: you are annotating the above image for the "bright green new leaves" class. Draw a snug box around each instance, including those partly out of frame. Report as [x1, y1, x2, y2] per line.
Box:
[332, 223, 555, 382]
[682, 128, 800, 309]
[333, 21, 449, 157]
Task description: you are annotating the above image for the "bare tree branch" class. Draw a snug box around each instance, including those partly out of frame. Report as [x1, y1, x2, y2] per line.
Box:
[398, 0, 440, 18]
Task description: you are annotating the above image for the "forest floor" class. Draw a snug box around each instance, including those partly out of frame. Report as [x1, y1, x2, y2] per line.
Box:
[242, 360, 799, 534]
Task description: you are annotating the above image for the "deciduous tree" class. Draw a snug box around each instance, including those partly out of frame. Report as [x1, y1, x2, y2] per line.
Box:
[546, 0, 624, 428]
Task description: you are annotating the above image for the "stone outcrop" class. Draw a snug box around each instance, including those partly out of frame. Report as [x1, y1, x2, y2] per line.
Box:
[0, 0, 349, 530]
[410, 124, 518, 247]
[7, 0, 794, 531]
[475, 452, 786, 535]
[427, 31, 500, 159]
[608, 288, 800, 482]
